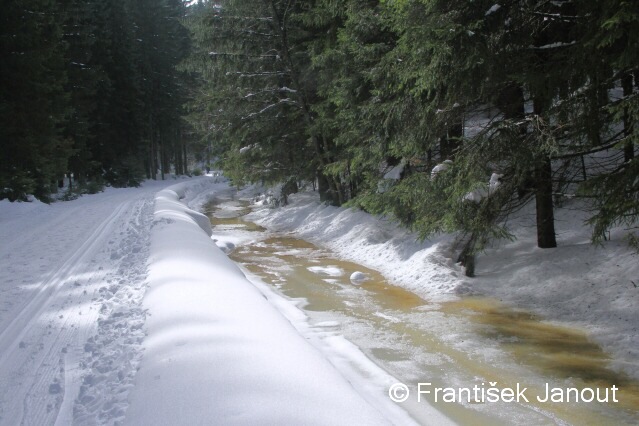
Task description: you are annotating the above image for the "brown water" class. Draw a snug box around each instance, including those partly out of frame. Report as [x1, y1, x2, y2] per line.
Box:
[204, 198, 639, 425]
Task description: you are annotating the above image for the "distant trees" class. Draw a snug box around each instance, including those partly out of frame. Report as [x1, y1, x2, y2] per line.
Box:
[0, 0, 192, 201]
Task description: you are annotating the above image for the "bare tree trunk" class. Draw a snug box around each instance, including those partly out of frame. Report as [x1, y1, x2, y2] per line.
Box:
[176, 127, 183, 175]
[159, 137, 165, 181]
[317, 170, 339, 205]
[183, 140, 188, 175]
[457, 233, 476, 277]
[439, 115, 462, 160]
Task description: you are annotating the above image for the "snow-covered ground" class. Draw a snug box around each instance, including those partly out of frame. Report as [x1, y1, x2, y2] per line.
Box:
[2, 174, 637, 425]
[244, 191, 639, 381]
[0, 178, 179, 425]
[123, 179, 404, 425]
[0, 176, 420, 425]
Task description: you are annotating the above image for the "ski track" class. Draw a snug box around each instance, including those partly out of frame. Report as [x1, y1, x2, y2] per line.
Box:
[0, 186, 166, 426]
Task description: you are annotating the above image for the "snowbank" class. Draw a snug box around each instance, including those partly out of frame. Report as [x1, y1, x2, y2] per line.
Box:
[246, 192, 462, 301]
[469, 204, 639, 380]
[124, 181, 392, 425]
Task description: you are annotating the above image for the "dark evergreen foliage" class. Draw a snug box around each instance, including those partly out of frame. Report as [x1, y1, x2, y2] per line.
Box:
[2, 0, 637, 266]
[183, 0, 639, 267]
[0, 0, 70, 201]
[0, 0, 192, 200]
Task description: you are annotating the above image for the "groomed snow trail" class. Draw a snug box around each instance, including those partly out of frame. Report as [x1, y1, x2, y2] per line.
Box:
[0, 180, 176, 426]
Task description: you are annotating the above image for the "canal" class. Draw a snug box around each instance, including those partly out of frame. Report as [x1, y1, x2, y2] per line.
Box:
[203, 194, 639, 425]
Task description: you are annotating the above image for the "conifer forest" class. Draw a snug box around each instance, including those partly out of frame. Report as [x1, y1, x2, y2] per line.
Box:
[2, 0, 638, 262]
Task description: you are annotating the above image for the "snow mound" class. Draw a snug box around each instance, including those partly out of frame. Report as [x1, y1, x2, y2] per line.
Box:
[124, 181, 392, 425]
[247, 193, 460, 300]
[350, 271, 368, 283]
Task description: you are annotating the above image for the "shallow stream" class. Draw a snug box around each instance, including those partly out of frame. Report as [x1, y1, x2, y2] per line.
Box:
[204, 196, 639, 425]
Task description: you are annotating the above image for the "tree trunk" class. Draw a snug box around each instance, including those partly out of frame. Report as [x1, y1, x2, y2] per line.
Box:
[176, 127, 184, 175]
[149, 114, 157, 180]
[497, 84, 525, 120]
[535, 156, 557, 248]
[532, 97, 557, 249]
[183, 139, 188, 175]
[159, 137, 165, 181]
[439, 115, 462, 160]
[317, 170, 340, 206]
[622, 73, 635, 162]
[457, 233, 476, 277]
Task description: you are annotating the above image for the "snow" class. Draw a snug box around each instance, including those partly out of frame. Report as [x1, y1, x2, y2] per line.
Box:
[279, 86, 298, 93]
[468, 204, 639, 380]
[245, 191, 639, 381]
[2, 172, 637, 424]
[431, 160, 453, 178]
[308, 265, 344, 277]
[0, 178, 181, 425]
[123, 180, 394, 425]
[350, 271, 368, 283]
[383, 161, 405, 180]
[214, 239, 236, 253]
[239, 144, 254, 154]
[0, 177, 403, 425]
[246, 192, 461, 300]
[531, 41, 576, 49]
[463, 173, 502, 203]
[485, 4, 501, 16]
[236, 270, 429, 426]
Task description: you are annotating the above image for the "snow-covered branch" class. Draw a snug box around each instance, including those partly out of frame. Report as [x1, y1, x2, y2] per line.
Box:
[241, 98, 299, 120]
[243, 86, 298, 98]
[529, 41, 576, 50]
[225, 71, 289, 78]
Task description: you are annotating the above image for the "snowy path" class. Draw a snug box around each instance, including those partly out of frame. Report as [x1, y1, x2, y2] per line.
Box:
[0, 181, 173, 425]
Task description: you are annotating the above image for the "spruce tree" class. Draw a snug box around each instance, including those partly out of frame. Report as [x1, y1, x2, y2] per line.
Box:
[184, 0, 329, 202]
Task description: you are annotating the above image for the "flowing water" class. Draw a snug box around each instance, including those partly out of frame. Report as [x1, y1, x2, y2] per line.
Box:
[204, 197, 639, 425]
